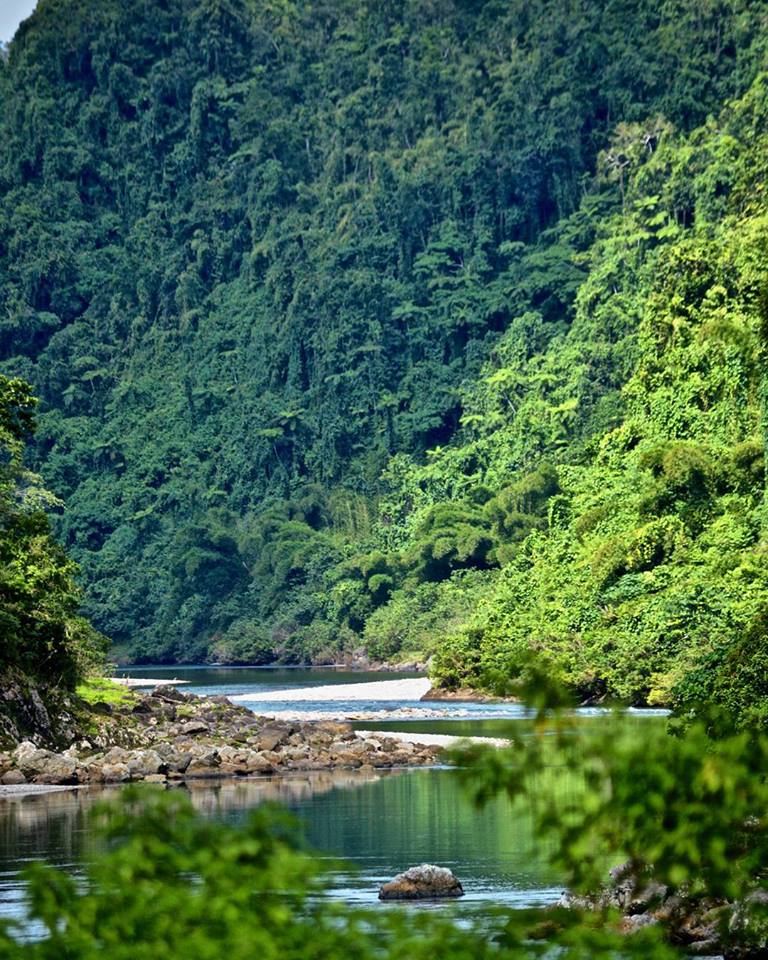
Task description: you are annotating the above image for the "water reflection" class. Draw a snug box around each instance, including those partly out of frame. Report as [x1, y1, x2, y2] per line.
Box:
[0, 769, 399, 852]
[0, 766, 566, 935]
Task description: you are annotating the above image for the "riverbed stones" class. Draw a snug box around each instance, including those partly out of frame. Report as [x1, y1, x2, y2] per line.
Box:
[32, 756, 79, 785]
[185, 759, 221, 778]
[169, 752, 192, 773]
[379, 865, 464, 900]
[127, 750, 166, 778]
[306, 734, 332, 752]
[180, 720, 210, 735]
[256, 723, 293, 751]
[10, 743, 79, 784]
[316, 721, 355, 739]
[184, 748, 220, 777]
[100, 762, 130, 782]
[330, 739, 368, 757]
[561, 860, 758, 957]
[0, 689, 442, 788]
[143, 774, 168, 784]
[1, 769, 26, 785]
[151, 686, 188, 703]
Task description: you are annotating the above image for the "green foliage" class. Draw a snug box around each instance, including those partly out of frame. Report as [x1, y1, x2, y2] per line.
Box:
[0, 374, 104, 689]
[2, 1, 768, 722]
[2, 0, 767, 666]
[363, 571, 493, 663]
[209, 619, 273, 665]
[455, 690, 768, 954]
[75, 677, 136, 707]
[485, 464, 560, 563]
[430, 628, 487, 690]
[0, 784, 682, 960]
[404, 501, 495, 582]
[672, 605, 768, 733]
[409, 72, 768, 714]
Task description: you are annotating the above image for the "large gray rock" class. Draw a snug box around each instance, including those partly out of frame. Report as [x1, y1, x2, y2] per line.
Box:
[180, 720, 210, 735]
[151, 686, 187, 703]
[379, 865, 464, 900]
[216, 746, 244, 764]
[185, 751, 221, 777]
[1, 769, 26, 785]
[331, 740, 369, 758]
[256, 723, 292, 752]
[100, 763, 131, 782]
[244, 751, 276, 773]
[315, 721, 355, 739]
[170, 752, 192, 773]
[127, 750, 166, 778]
[32, 755, 79, 784]
[12, 741, 38, 762]
[12, 744, 80, 783]
[101, 747, 131, 765]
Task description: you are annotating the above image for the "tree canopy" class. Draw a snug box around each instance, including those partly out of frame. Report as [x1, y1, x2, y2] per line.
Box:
[0, 374, 104, 690]
[1, 0, 767, 718]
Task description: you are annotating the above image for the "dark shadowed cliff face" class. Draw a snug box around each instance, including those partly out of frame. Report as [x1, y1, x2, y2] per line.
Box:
[0, 671, 81, 748]
[1, 0, 767, 701]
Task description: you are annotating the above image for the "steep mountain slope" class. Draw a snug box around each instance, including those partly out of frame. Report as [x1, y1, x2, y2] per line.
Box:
[424, 76, 768, 707]
[1, 0, 766, 685]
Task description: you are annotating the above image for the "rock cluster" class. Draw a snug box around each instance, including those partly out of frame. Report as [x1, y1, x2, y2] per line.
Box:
[379, 864, 464, 900]
[0, 687, 440, 787]
[560, 861, 768, 958]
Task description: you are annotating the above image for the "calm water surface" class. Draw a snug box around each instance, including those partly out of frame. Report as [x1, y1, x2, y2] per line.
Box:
[115, 664, 511, 717]
[115, 663, 423, 693]
[1, 666, 664, 935]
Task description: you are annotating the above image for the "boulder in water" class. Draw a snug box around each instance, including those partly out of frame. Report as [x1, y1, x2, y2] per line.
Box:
[379, 864, 464, 900]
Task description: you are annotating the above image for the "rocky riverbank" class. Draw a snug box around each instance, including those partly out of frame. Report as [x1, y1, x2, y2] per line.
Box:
[0, 686, 441, 788]
[561, 861, 767, 958]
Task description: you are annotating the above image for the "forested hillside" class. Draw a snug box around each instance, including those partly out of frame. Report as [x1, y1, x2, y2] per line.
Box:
[427, 76, 768, 712]
[2, 0, 768, 705]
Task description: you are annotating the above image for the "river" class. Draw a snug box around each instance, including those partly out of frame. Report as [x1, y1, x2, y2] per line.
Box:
[0, 666, 666, 936]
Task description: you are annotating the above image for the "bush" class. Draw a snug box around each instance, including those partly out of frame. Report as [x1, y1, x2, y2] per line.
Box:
[430, 628, 485, 690]
[208, 620, 274, 665]
[363, 571, 493, 663]
[671, 606, 768, 732]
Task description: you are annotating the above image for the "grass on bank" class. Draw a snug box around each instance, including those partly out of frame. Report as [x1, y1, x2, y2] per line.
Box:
[76, 677, 136, 708]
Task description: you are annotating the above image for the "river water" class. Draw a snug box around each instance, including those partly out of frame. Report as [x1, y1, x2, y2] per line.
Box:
[0, 665, 665, 935]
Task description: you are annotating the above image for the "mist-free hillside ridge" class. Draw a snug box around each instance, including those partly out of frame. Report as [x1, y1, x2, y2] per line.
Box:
[1, 0, 768, 719]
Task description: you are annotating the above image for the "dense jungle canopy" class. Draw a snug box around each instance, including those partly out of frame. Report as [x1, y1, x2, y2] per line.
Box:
[2, 0, 768, 714]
